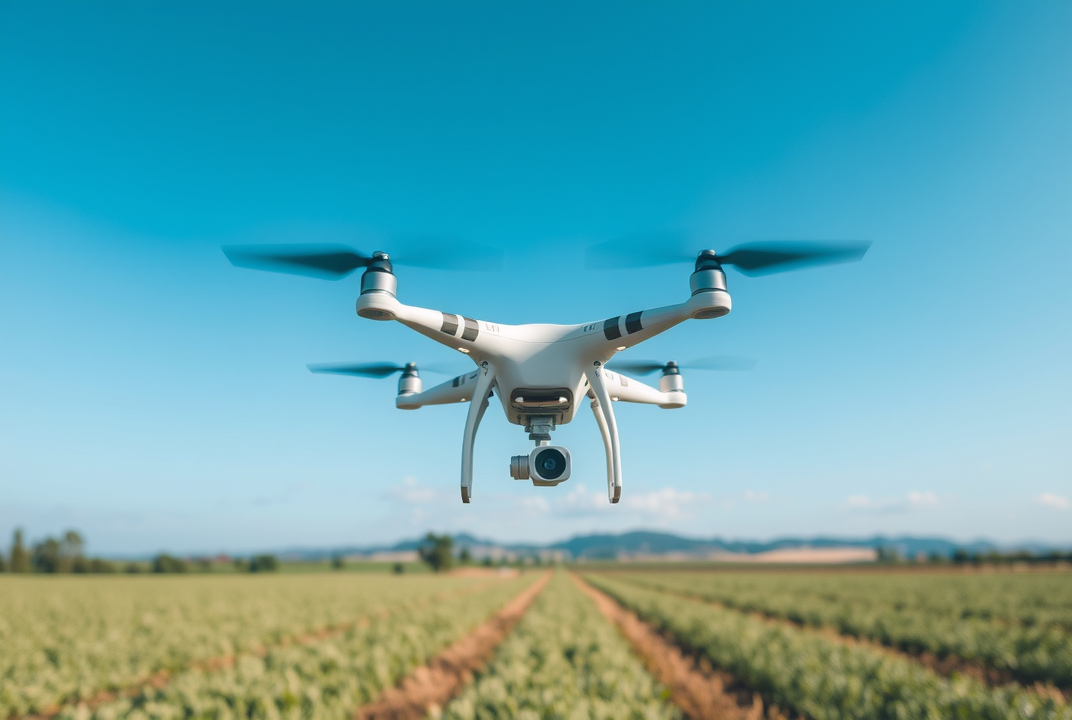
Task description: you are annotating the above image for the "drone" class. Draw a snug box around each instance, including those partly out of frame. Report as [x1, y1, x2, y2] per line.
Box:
[224, 235, 869, 504]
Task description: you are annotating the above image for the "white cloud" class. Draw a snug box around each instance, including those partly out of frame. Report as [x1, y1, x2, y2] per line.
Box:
[842, 491, 939, 514]
[518, 496, 550, 514]
[741, 490, 770, 503]
[1035, 493, 1069, 510]
[622, 488, 715, 519]
[386, 477, 444, 505]
[552, 483, 714, 521]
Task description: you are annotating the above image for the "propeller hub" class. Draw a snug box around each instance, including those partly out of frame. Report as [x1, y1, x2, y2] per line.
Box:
[694, 249, 723, 272]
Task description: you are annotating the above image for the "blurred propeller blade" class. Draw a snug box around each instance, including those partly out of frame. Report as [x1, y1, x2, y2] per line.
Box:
[307, 361, 464, 379]
[223, 244, 373, 279]
[584, 234, 870, 276]
[584, 231, 695, 270]
[223, 237, 504, 279]
[717, 241, 871, 276]
[608, 355, 757, 376]
[307, 362, 406, 378]
[392, 235, 505, 271]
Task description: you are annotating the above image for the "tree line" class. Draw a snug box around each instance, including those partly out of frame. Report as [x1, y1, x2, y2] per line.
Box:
[0, 529, 279, 574]
[876, 545, 1072, 565]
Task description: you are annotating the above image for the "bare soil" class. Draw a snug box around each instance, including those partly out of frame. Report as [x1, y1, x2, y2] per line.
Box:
[355, 571, 551, 720]
[18, 578, 509, 720]
[571, 574, 794, 720]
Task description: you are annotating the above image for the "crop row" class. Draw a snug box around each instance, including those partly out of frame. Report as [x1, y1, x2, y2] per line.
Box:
[622, 570, 1072, 627]
[585, 573, 1072, 720]
[43, 573, 537, 720]
[0, 574, 507, 719]
[611, 571, 1072, 687]
[442, 572, 680, 720]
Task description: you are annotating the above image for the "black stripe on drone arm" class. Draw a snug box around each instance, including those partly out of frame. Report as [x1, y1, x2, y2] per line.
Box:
[440, 313, 459, 336]
[625, 311, 643, 334]
[461, 316, 479, 341]
[603, 316, 622, 341]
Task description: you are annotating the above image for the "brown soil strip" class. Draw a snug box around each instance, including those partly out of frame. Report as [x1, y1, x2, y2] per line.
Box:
[602, 575, 1070, 704]
[571, 574, 794, 720]
[15, 578, 508, 720]
[355, 571, 552, 720]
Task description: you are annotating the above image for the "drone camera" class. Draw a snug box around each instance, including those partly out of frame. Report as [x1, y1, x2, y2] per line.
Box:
[510, 446, 571, 486]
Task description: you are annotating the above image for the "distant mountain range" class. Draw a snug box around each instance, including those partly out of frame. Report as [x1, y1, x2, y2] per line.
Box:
[271, 530, 1069, 562]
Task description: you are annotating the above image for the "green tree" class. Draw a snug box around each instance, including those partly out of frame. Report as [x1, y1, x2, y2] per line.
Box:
[418, 532, 454, 573]
[459, 547, 472, 565]
[249, 554, 278, 572]
[331, 554, 345, 571]
[152, 553, 188, 573]
[32, 537, 62, 573]
[89, 558, 116, 573]
[0, 553, 7, 572]
[60, 530, 85, 572]
[10, 529, 30, 573]
[392, 562, 405, 574]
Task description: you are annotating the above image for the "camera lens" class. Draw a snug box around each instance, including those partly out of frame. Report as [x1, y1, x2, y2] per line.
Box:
[533, 448, 566, 480]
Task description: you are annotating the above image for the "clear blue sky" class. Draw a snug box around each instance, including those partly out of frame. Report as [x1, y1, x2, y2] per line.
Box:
[1, 1, 1069, 555]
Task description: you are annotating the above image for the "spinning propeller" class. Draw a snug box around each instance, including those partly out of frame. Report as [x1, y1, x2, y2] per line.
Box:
[307, 361, 460, 378]
[585, 233, 871, 276]
[223, 237, 504, 280]
[607, 356, 757, 375]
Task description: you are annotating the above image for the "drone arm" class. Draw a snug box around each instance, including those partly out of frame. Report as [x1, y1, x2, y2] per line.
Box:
[357, 293, 495, 357]
[596, 370, 686, 409]
[585, 364, 622, 503]
[460, 363, 496, 504]
[396, 372, 483, 409]
[592, 290, 731, 356]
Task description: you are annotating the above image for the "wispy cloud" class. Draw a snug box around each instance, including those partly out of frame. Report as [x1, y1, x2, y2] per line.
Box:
[553, 483, 715, 520]
[1035, 493, 1069, 510]
[387, 476, 442, 505]
[621, 487, 715, 519]
[842, 491, 939, 514]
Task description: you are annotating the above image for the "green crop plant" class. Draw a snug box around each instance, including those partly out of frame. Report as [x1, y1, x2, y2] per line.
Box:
[442, 572, 681, 720]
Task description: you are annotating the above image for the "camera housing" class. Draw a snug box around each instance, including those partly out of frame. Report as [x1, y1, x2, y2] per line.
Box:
[510, 446, 571, 486]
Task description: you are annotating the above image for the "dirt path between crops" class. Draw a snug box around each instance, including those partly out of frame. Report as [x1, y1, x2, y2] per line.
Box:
[600, 575, 1070, 704]
[355, 571, 552, 720]
[571, 574, 795, 720]
[17, 578, 510, 720]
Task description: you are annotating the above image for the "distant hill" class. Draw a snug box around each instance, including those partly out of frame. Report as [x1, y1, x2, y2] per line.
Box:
[270, 530, 1066, 563]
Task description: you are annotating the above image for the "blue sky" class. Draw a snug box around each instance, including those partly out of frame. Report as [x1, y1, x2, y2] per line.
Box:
[1, 1, 1069, 554]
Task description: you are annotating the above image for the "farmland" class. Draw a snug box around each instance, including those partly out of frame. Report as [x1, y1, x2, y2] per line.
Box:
[605, 569, 1072, 687]
[0, 573, 513, 718]
[441, 572, 680, 719]
[2, 567, 1070, 720]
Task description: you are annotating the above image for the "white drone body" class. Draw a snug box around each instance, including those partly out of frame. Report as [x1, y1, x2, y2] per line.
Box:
[355, 251, 731, 504]
[224, 238, 868, 506]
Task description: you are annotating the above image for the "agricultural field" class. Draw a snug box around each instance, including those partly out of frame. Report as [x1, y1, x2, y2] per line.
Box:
[3, 566, 1070, 720]
[606, 569, 1072, 687]
[584, 571, 1072, 720]
[442, 572, 680, 720]
[0, 572, 518, 718]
